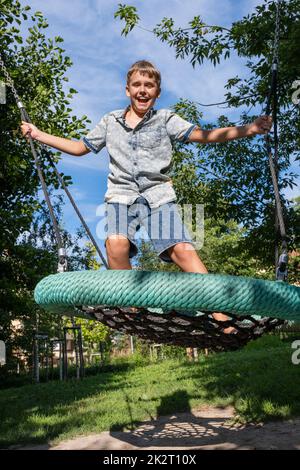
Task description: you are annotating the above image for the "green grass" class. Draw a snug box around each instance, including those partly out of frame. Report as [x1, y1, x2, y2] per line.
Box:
[1, 334, 300, 448]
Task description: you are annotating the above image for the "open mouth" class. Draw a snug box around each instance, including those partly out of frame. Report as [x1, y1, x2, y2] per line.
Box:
[137, 97, 149, 103]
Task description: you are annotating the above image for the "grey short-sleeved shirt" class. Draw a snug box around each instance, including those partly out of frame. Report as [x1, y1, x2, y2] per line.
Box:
[83, 107, 196, 208]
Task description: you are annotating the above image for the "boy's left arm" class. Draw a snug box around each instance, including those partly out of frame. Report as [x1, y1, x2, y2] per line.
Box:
[188, 115, 273, 144]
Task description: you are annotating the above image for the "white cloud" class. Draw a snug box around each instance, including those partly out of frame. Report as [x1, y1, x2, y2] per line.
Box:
[284, 184, 300, 202]
[23, 0, 262, 123]
[60, 185, 87, 202]
[63, 201, 100, 224]
[59, 152, 109, 171]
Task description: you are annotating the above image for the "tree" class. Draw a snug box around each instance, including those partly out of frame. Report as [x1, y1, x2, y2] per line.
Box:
[287, 196, 300, 284]
[0, 1, 92, 374]
[1, 2, 89, 249]
[136, 240, 179, 272]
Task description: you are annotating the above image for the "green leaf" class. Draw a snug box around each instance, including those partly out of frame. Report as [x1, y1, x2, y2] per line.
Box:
[114, 4, 140, 36]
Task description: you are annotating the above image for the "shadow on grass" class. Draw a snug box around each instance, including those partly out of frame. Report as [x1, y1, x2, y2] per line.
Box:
[1, 335, 300, 448]
[0, 362, 146, 448]
[110, 389, 191, 433]
[179, 340, 300, 423]
[107, 339, 300, 450]
[157, 389, 191, 416]
[109, 337, 300, 430]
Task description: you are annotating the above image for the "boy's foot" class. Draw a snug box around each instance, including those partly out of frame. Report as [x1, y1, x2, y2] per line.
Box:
[212, 312, 237, 334]
[222, 325, 237, 334]
[130, 307, 139, 313]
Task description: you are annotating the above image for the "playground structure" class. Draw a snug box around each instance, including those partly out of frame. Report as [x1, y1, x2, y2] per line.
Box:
[32, 325, 85, 382]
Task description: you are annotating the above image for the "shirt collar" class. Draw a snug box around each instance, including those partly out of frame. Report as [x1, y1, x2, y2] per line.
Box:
[121, 105, 155, 123]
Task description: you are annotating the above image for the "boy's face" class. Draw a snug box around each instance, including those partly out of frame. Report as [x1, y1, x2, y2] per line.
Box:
[126, 71, 160, 116]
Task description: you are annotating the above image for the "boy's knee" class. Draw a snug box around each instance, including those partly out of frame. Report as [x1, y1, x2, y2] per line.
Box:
[169, 242, 193, 257]
[106, 235, 130, 258]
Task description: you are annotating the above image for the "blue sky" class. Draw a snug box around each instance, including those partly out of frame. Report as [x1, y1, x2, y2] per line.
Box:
[19, 0, 299, 257]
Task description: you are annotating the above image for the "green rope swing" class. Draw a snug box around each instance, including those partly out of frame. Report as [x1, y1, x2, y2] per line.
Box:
[33, 270, 299, 351]
[35, 270, 300, 321]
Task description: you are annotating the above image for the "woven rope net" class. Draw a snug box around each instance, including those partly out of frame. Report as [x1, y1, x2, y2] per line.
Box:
[34, 270, 300, 351]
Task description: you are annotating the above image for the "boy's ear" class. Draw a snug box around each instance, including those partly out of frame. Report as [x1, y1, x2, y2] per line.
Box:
[126, 84, 130, 97]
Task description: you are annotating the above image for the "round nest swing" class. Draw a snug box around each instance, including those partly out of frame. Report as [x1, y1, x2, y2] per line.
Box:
[34, 270, 300, 351]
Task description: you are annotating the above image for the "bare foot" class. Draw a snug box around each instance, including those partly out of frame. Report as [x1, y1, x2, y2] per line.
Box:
[222, 325, 237, 334]
[130, 307, 139, 313]
[212, 312, 237, 334]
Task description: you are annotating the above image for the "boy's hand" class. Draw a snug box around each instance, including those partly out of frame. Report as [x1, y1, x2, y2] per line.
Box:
[21, 121, 41, 140]
[248, 115, 273, 136]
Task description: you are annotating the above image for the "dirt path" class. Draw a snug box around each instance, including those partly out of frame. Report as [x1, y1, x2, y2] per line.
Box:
[16, 406, 300, 450]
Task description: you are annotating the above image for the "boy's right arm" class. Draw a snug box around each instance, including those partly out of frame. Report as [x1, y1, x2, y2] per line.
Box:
[20, 121, 90, 156]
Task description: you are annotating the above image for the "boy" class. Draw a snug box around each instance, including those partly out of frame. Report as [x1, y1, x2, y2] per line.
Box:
[21, 60, 272, 331]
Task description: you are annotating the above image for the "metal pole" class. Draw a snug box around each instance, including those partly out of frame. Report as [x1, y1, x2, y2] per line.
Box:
[63, 328, 68, 380]
[77, 327, 85, 378]
[100, 342, 104, 365]
[50, 342, 54, 380]
[130, 336, 134, 354]
[59, 341, 63, 381]
[71, 320, 80, 380]
[45, 340, 49, 382]
[34, 336, 39, 383]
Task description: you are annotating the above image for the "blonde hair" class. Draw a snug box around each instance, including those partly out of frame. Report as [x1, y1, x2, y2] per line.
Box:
[127, 60, 161, 93]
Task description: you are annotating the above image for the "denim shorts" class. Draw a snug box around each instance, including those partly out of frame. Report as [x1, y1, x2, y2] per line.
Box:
[105, 196, 193, 263]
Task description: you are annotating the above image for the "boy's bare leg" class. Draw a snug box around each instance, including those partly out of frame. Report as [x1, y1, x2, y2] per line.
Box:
[168, 242, 235, 333]
[105, 235, 140, 313]
[106, 235, 132, 269]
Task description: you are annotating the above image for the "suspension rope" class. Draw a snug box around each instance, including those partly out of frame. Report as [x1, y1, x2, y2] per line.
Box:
[40, 147, 108, 268]
[0, 53, 108, 270]
[196, 93, 258, 108]
[20, 106, 68, 272]
[263, 0, 288, 281]
[0, 53, 68, 272]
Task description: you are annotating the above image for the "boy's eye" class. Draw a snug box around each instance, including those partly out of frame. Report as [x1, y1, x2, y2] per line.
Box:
[132, 83, 155, 88]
